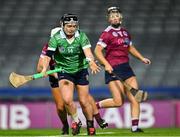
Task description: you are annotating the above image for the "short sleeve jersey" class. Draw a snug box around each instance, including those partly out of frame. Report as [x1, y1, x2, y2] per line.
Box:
[97, 26, 132, 67]
[48, 28, 91, 73]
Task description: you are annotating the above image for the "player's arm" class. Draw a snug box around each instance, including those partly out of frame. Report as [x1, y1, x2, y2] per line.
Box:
[81, 32, 100, 74]
[94, 36, 113, 73]
[128, 45, 151, 64]
[83, 47, 101, 74]
[41, 37, 57, 73]
[37, 56, 44, 73]
[40, 55, 51, 74]
[95, 32, 113, 73]
[37, 55, 58, 78]
[94, 45, 113, 73]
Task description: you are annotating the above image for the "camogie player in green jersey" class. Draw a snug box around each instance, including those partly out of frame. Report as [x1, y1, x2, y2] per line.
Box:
[40, 14, 101, 135]
[37, 27, 108, 135]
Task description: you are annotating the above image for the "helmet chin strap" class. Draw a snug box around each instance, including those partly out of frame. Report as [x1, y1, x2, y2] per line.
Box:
[111, 23, 120, 28]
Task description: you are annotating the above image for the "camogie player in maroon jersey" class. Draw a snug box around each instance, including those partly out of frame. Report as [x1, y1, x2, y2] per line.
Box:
[37, 42, 70, 135]
[95, 7, 151, 132]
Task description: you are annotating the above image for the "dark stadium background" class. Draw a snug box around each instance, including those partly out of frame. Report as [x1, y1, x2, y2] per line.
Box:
[0, 0, 180, 130]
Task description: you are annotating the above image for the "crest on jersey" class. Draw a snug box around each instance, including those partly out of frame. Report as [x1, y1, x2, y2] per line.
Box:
[58, 46, 65, 52]
[112, 32, 118, 37]
[124, 38, 130, 45]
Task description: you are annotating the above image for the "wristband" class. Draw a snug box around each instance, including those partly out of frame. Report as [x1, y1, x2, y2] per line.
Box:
[86, 57, 93, 62]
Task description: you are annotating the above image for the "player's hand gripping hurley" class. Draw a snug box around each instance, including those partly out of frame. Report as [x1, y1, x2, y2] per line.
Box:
[9, 68, 63, 88]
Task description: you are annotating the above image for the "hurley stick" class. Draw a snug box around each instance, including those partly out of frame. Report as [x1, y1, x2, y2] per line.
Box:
[111, 71, 148, 102]
[96, 61, 148, 102]
[9, 68, 62, 88]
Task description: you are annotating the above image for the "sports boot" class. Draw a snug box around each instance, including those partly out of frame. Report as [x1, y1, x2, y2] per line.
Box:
[71, 120, 82, 135]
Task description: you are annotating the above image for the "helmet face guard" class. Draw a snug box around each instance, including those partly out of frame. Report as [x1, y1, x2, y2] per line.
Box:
[107, 7, 123, 27]
[60, 14, 79, 36]
[61, 14, 78, 26]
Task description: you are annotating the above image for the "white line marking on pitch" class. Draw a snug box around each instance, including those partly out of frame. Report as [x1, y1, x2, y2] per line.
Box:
[80, 131, 114, 135]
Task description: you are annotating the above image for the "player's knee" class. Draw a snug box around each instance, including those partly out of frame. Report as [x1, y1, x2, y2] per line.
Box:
[79, 98, 88, 108]
[63, 98, 73, 107]
[113, 98, 124, 107]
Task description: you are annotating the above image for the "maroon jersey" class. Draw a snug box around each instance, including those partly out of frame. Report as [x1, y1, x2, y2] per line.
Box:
[40, 43, 55, 68]
[97, 26, 132, 67]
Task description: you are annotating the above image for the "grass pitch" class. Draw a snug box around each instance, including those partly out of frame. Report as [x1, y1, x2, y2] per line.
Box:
[0, 128, 180, 136]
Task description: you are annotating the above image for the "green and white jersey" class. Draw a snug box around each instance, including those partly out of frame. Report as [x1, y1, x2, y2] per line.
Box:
[48, 28, 91, 73]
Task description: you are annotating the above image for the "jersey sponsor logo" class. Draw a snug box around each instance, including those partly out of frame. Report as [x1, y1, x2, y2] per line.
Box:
[117, 38, 130, 47]
[118, 38, 124, 45]
[117, 31, 128, 37]
[122, 31, 128, 36]
[112, 32, 118, 37]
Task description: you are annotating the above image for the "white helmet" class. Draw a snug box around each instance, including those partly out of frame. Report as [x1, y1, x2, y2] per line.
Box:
[107, 6, 123, 27]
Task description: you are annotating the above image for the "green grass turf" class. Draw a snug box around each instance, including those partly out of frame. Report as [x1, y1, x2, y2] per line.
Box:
[0, 128, 180, 136]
